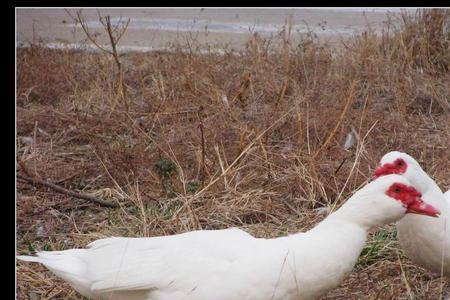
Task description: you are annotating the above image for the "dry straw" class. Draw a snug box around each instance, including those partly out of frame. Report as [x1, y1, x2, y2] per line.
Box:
[17, 8, 450, 299]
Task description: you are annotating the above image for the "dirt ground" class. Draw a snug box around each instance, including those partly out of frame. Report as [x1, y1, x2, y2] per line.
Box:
[16, 8, 450, 300]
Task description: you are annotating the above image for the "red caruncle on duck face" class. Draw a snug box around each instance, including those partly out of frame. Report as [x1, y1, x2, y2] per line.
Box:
[374, 158, 407, 178]
[386, 182, 440, 217]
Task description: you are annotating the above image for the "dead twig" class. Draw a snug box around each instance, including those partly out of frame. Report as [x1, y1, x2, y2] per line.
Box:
[70, 9, 130, 110]
[197, 106, 207, 184]
[193, 106, 296, 198]
[313, 80, 357, 159]
[17, 173, 119, 208]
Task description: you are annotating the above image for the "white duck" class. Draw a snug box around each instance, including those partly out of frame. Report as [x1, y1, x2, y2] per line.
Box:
[17, 174, 439, 300]
[374, 151, 450, 277]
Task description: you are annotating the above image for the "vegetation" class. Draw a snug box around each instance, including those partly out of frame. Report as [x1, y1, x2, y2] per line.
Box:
[16, 9, 450, 299]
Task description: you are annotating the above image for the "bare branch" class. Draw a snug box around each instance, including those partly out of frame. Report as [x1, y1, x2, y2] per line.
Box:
[72, 10, 129, 110]
[17, 173, 119, 208]
[116, 19, 131, 43]
[76, 10, 113, 55]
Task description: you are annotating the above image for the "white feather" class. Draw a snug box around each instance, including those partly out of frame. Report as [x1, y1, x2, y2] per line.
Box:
[343, 132, 355, 150]
[378, 151, 450, 277]
[17, 175, 425, 300]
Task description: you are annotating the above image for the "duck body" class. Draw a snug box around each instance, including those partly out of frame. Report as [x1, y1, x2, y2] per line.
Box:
[376, 151, 450, 276]
[396, 186, 450, 276]
[18, 175, 437, 299]
[19, 222, 366, 300]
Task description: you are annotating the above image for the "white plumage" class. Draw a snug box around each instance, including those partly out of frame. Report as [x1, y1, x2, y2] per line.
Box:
[376, 151, 450, 277]
[17, 174, 438, 300]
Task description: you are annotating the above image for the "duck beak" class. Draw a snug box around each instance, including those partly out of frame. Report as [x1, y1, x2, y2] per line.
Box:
[406, 199, 440, 217]
[374, 163, 397, 178]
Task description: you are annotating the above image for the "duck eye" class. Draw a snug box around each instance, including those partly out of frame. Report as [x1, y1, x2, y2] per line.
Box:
[394, 187, 401, 193]
[397, 161, 403, 166]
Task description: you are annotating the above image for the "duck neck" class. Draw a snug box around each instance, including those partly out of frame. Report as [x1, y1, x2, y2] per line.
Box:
[326, 203, 372, 231]
[321, 190, 398, 232]
[413, 168, 441, 195]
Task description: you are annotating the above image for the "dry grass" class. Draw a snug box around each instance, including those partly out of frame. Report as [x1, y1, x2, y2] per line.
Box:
[16, 9, 450, 299]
